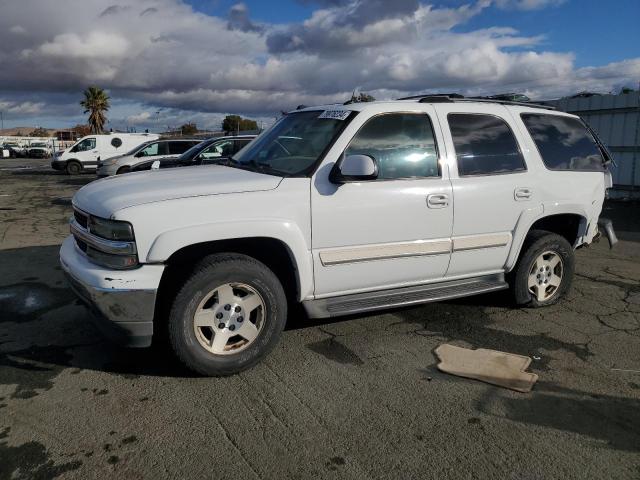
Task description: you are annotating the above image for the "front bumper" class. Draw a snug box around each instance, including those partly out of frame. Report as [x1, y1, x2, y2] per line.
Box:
[60, 236, 165, 347]
[51, 159, 64, 170]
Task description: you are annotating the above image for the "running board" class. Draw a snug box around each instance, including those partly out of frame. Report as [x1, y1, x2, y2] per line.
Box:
[303, 274, 508, 319]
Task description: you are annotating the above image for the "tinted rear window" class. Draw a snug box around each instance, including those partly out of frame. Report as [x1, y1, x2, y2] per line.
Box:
[521, 114, 604, 171]
[168, 141, 195, 155]
[448, 113, 526, 176]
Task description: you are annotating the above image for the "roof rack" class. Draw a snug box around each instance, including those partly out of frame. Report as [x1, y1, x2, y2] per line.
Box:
[396, 94, 555, 111]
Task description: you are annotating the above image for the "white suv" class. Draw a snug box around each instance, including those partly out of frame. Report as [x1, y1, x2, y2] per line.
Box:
[60, 96, 616, 376]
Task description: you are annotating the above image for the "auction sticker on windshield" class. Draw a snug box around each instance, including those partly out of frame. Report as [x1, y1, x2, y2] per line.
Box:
[318, 110, 351, 121]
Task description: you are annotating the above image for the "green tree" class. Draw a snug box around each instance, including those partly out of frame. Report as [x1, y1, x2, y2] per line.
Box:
[222, 115, 258, 134]
[180, 122, 198, 135]
[80, 86, 110, 134]
[29, 127, 49, 137]
[72, 124, 92, 137]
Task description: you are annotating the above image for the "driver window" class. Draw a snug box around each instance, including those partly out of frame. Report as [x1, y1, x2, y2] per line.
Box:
[140, 143, 160, 157]
[201, 140, 234, 159]
[74, 138, 96, 152]
[345, 113, 439, 179]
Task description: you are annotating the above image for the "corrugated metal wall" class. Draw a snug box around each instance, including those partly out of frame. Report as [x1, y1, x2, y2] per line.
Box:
[548, 91, 640, 190]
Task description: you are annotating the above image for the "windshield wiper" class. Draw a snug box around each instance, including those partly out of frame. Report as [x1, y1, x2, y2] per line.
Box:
[235, 159, 288, 177]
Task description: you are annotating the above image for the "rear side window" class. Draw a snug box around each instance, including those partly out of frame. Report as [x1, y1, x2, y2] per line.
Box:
[168, 141, 194, 155]
[521, 114, 604, 171]
[234, 139, 252, 153]
[345, 113, 439, 179]
[448, 113, 526, 176]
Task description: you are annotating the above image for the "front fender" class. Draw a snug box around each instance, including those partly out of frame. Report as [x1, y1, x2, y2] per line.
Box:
[146, 218, 314, 300]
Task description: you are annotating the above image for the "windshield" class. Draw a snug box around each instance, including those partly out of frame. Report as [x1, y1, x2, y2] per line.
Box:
[231, 110, 355, 176]
[126, 141, 152, 156]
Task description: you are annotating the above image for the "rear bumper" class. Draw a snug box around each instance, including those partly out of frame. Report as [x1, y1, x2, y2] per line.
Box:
[597, 217, 618, 249]
[96, 164, 117, 177]
[59, 236, 164, 347]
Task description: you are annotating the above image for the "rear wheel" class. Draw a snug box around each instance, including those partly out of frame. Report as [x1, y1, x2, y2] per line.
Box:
[66, 160, 82, 175]
[510, 230, 574, 307]
[167, 253, 287, 376]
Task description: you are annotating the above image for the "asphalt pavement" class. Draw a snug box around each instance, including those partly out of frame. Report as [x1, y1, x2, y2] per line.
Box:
[1, 158, 639, 479]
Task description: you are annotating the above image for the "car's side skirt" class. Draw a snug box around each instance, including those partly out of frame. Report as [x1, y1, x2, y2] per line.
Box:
[303, 273, 508, 318]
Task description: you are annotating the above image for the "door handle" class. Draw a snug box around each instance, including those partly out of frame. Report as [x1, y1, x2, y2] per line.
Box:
[427, 193, 449, 208]
[514, 188, 532, 201]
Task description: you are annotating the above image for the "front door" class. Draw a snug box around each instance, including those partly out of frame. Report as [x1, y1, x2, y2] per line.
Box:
[73, 137, 99, 168]
[311, 107, 453, 298]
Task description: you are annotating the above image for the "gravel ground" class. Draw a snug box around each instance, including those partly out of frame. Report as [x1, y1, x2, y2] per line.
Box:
[1, 158, 639, 479]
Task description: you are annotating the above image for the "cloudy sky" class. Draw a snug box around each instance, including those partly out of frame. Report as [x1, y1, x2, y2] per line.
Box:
[0, 0, 638, 132]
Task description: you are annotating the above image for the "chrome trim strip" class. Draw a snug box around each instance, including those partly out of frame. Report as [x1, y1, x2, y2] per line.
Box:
[320, 239, 451, 266]
[70, 221, 137, 255]
[319, 232, 511, 266]
[452, 233, 511, 252]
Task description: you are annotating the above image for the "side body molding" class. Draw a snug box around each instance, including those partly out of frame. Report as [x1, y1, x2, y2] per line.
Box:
[146, 219, 314, 301]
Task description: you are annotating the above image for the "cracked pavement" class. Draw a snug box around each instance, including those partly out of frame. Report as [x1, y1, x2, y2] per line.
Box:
[1, 158, 639, 479]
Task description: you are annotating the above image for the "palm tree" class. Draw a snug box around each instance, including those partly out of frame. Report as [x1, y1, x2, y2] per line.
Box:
[80, 86, 110, 134]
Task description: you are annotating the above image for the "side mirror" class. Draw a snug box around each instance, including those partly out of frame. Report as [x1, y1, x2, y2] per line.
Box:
[151, 160, 160, 170]
[330, 154, 378, 184]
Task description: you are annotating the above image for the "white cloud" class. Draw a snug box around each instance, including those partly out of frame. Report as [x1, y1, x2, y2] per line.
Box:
[494, 0, 566, 10]
[0, 0, 637, 130]
[9, 25, 26, 35]
[0, 99, 45, 115]
[36, 32, 130, 59]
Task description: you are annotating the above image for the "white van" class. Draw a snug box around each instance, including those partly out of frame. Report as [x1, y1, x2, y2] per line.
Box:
[52, 133, 159, 174]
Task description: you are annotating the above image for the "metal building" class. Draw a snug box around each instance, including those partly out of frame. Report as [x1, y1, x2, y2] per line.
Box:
[546, 90, 640, 196]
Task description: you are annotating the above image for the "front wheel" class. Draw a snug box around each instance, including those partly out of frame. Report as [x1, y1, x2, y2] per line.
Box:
[167, 253, 287, 376]
[510, 230, 574, 307]
[66, 160, 82, 175]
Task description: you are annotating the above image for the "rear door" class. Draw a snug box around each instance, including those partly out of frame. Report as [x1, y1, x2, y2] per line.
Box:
[168, 141, 195, 156]
[436, 104, 537, 277]
[233, 138, 253, 154]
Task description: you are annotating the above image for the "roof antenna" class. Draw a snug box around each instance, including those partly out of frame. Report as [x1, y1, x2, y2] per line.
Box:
[344, 86, 362, 105]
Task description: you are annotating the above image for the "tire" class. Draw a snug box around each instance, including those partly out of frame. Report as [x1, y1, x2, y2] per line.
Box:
[66, 160, 82, 175]
[510, 230, 574, 307]
[116, 166, 131, 175]
[168, 253, 287, 376]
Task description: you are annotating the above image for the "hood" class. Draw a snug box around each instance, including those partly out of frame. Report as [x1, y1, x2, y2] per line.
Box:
[73, 165, 283, 218]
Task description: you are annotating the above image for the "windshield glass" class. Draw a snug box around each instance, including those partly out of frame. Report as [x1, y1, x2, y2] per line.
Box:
[125, 141, 151, 156]
[231, 110, 354, 176]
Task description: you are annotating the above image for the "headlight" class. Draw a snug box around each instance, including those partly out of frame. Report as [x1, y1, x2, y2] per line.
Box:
[88, 216, 135, 241]
[102, 158, 118, 166]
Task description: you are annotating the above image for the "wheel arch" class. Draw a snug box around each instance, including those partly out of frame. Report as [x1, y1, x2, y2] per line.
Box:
[506, 212, 588, 271]
[153, 234, 310, 330]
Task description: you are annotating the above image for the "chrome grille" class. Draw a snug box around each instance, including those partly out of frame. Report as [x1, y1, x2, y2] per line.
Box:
[74, 209, 88, 229]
